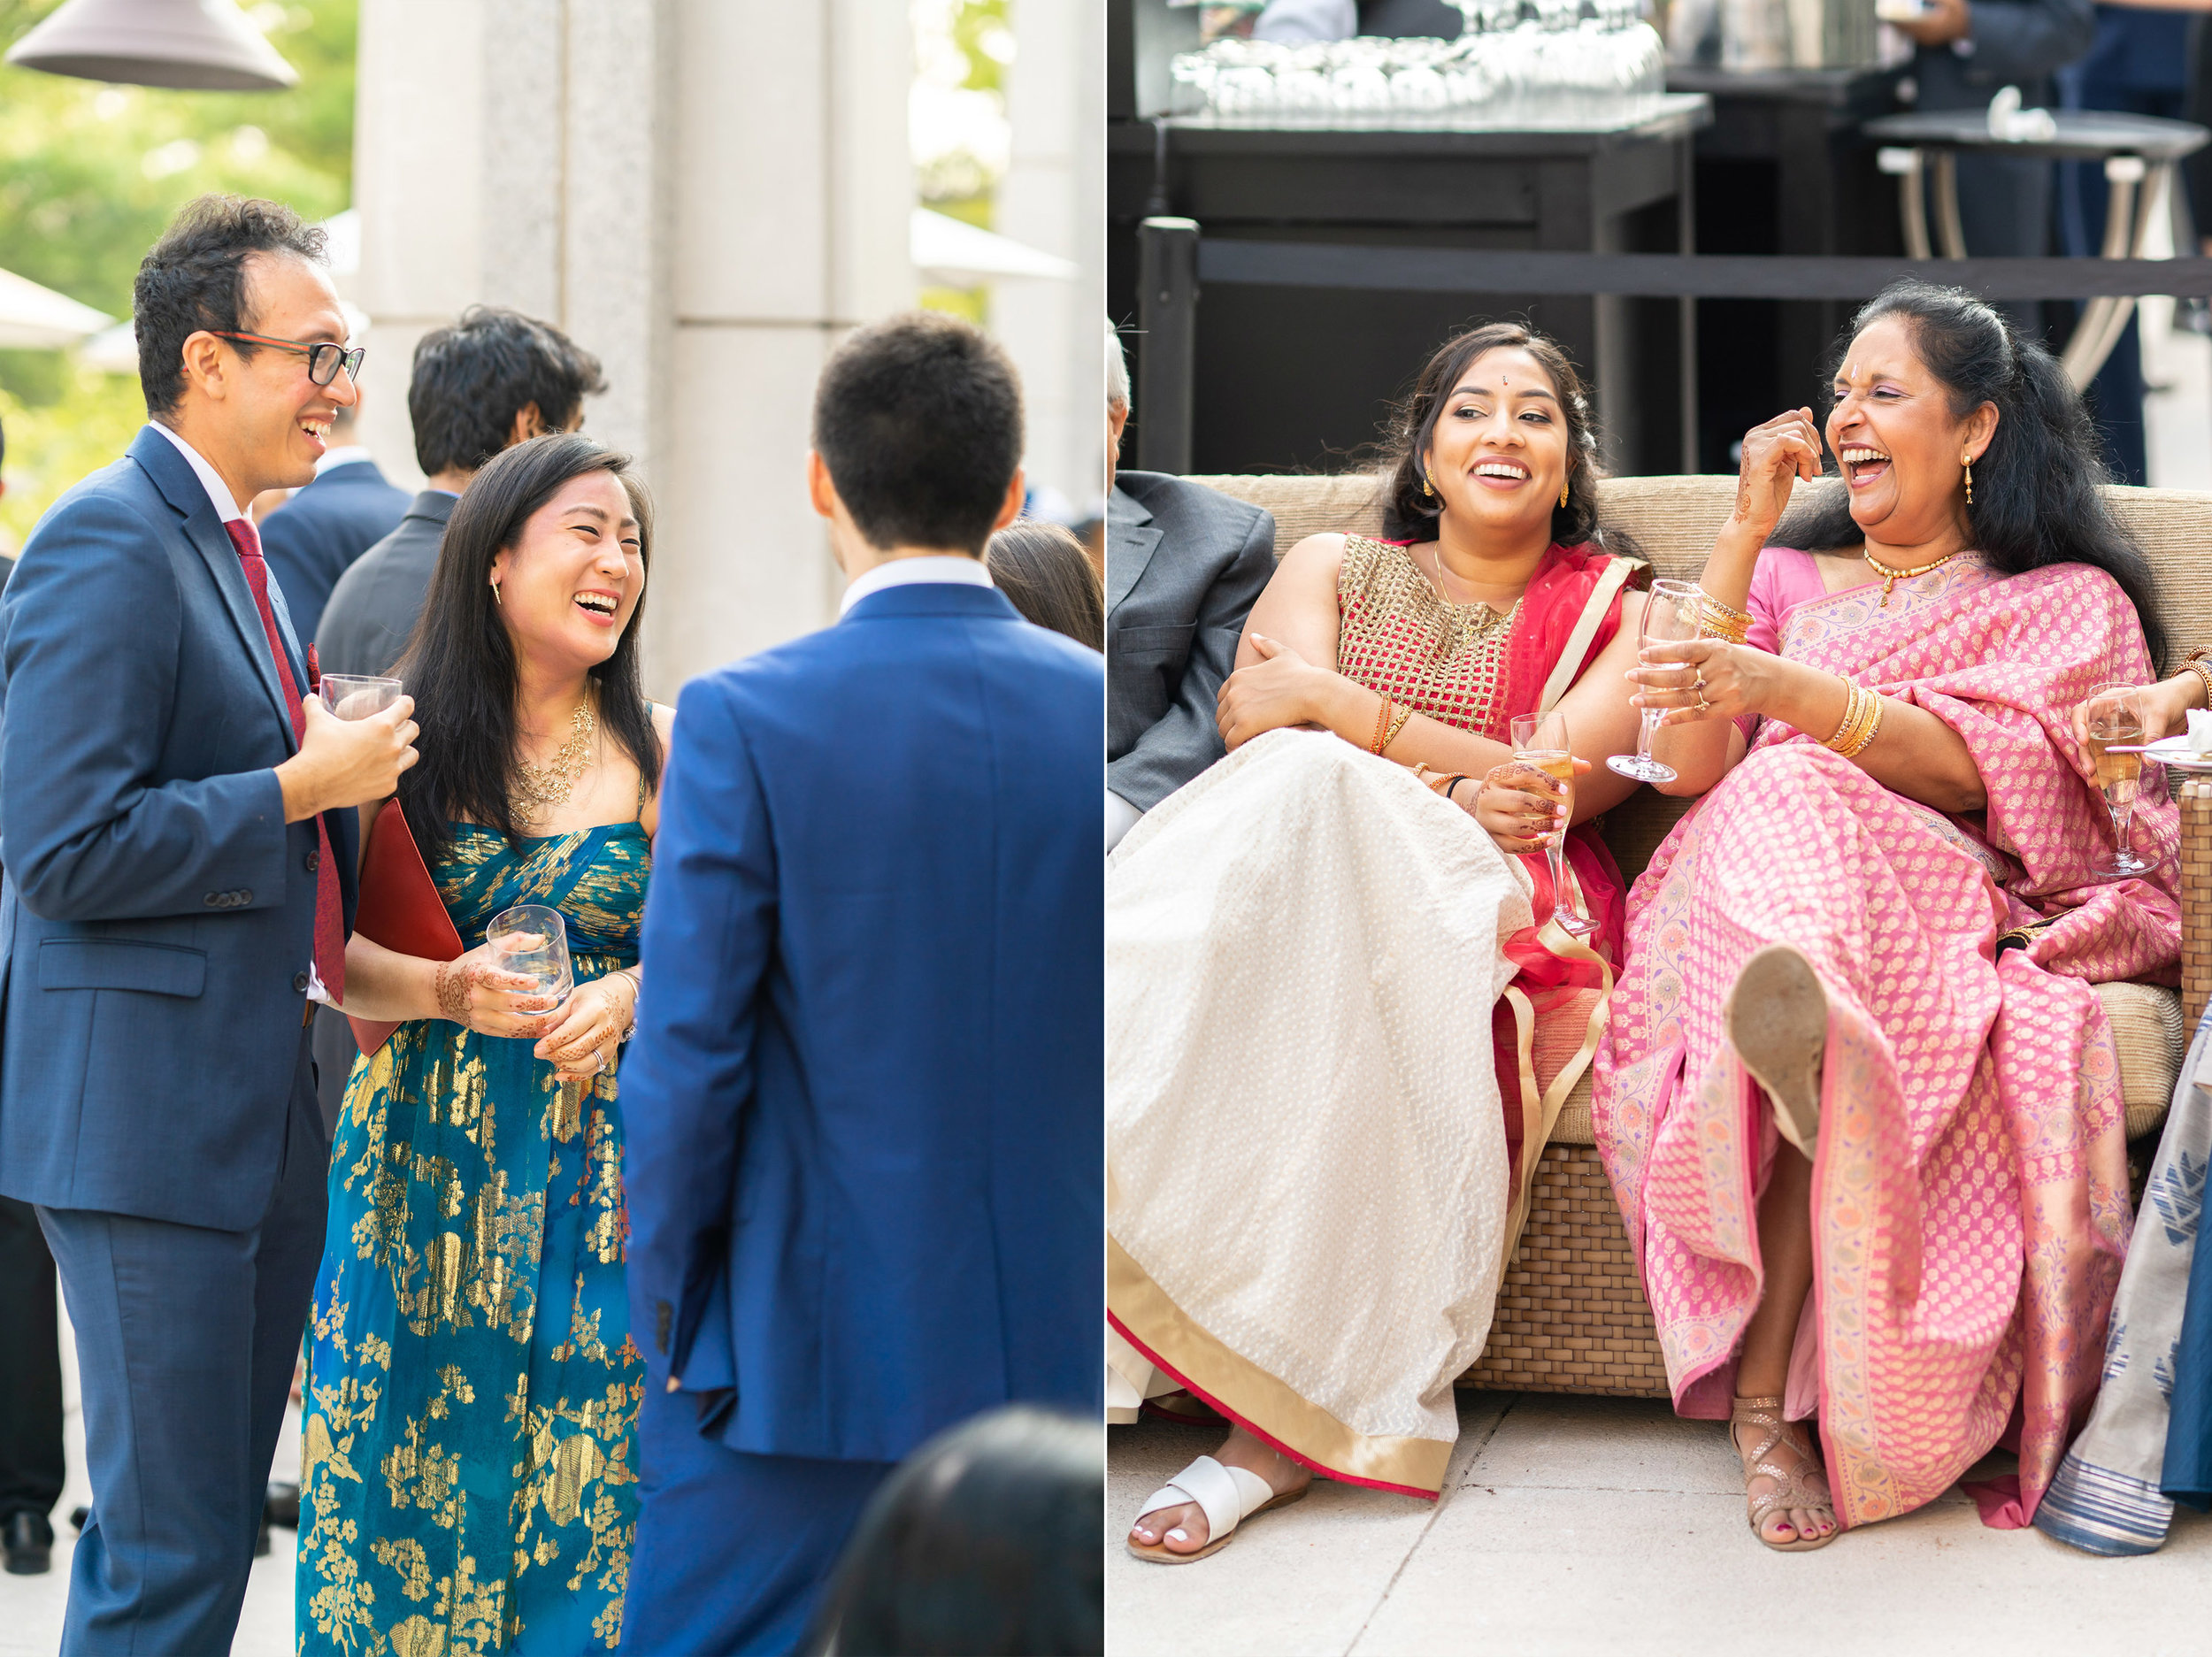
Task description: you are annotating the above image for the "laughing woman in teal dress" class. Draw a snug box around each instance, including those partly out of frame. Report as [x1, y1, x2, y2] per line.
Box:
[299, 434, 672, 1655]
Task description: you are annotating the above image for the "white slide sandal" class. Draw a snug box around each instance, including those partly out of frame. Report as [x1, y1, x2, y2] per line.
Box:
[1125, 1454, 1309, 1564]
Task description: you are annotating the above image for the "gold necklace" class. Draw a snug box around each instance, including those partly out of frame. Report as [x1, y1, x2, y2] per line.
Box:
[513, 702, 596, 816]
[1425, 545, 1521, 651]
[1863, 548, 1958, 607]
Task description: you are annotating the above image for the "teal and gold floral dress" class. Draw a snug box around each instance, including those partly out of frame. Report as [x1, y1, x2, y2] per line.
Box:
[299, 823, 649, 1655]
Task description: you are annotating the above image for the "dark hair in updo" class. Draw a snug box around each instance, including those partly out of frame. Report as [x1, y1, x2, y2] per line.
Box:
[1775, 280, 2167, 666]
[1377, 321, 1637, 559]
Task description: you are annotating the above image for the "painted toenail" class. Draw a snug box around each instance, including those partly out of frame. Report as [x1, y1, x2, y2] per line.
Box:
[1166, 1527, 1188, 1543]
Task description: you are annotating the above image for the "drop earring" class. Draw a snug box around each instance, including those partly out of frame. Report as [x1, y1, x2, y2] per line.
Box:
[491, 578, 503, 605]
[1423, 470, 1435, 497]
[1962, 452, 1973, 505]
[1559, 479, 1570, 509]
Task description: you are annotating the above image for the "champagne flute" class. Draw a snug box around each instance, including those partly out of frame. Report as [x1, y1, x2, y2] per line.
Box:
[487, 904, 573, 1012]
[1511, 709, 1592, 937]
[1608, 579, 1701, 784]
[2084, 683, 2152, 878]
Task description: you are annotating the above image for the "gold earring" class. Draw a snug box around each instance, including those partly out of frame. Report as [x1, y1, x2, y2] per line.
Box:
[1962, 452, 1973, 505]
[1559, 479, 1570, 509]
[491, 578, 503, 606]
[1422, 470, 1435, 497]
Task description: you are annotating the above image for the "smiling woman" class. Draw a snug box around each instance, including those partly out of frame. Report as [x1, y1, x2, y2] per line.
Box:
[295, 430, 672, 1654]
[1591, 280, 2180, 1553]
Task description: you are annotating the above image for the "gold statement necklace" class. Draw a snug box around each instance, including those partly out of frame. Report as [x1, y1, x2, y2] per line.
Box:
[1863, 547, 1958, 606]
[513, 701, 597, 816]
[1425, 544, 1522, 653]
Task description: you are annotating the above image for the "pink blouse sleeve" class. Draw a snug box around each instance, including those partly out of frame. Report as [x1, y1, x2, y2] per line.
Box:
[1733, 548, 1819, 738]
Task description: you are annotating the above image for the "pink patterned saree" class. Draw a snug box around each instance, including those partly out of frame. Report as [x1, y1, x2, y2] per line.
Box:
[1592, 555, 2179, 1530]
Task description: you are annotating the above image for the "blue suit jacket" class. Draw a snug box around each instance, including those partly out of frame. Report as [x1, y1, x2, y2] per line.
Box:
[623, 581, 1102, 1464]
[257, 457, 411, 645]
[0, 426, 360, 1232]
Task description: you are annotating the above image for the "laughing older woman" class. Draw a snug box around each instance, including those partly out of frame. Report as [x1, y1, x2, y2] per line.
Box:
[1592, 280, 2178, 1551]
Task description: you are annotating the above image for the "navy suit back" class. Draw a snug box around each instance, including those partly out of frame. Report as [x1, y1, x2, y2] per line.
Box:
[623, 582, 1102, 1465]
[257, 458, 411, 643]
[0, 427, 358, 1231]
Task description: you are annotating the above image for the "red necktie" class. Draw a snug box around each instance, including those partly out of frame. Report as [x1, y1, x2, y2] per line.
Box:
[225, 517, 346, 1001]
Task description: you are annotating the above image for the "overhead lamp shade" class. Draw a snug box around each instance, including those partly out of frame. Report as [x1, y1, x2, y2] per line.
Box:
[5, 0, 298, 91]
[911, 210, 1079, 284]
[0, 267, 113, 349]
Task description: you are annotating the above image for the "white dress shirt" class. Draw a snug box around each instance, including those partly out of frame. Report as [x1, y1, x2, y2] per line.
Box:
[150, 421, 330, 1003]
[313, 443, 374, 476]
[837, 553, 995, 618]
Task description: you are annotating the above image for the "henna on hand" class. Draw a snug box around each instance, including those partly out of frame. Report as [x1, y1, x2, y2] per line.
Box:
[434, 959, 475, 1024]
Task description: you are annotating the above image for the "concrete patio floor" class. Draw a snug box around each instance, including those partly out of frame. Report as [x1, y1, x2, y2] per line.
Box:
[1109, 1391, 2212, 1657]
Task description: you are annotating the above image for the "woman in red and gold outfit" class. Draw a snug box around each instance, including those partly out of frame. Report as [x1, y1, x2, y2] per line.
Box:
[1107, 323, 1648, 1561]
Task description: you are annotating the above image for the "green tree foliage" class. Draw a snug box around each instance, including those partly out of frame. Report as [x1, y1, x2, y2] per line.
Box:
[0, 0, 355, 548]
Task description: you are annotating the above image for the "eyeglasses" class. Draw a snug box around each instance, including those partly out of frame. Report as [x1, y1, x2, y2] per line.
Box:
[209, 331, 365, 387]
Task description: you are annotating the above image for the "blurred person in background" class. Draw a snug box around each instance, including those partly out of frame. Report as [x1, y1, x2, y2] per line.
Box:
[619, 313, 1100, 1657]
[255, 390, 411, 641]
[1106, 320, 1275, 853]
[308, 306, 605, 1136]
[1893, 0, 2093, 344]
[1252, 0, 1472, 40]
[2056, 0, 2212, 484]
[801, 1408, 1102, 1657]
[987, 518, 1105, 650]
[315, 305, 604, 681]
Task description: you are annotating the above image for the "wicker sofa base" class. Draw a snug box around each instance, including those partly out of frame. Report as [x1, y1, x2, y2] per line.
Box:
[1460, 1143, 1671, 1398]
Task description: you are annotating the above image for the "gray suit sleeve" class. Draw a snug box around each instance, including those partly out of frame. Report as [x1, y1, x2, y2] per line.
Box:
[1957, 0, 2094, 85]
[1107, 506, 1278, 813]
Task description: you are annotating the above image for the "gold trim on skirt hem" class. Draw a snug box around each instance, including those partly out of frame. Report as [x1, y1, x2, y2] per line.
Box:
[1107, 1235, 1454, 1496]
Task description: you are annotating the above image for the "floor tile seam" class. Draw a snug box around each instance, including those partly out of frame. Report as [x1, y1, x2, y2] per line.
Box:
[1340, 1397, 1521, 1657]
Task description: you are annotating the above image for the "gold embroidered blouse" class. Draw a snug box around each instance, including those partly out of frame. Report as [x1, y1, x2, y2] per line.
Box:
[1335, 533, 1518, 740]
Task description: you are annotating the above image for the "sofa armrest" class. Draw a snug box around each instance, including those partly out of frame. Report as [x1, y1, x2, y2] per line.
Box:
[2186, 780, 2212, 1030]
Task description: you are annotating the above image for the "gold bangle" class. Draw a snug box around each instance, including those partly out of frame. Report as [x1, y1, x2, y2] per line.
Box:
[1370, 695, 1392, 756]
[2185, 657, 2212, 711]
[1383, 702, 1412, 752]
[1697, 587, 1752, 625]
[1696, 590, 1752, 645]
[1824, 680, 1882, 759]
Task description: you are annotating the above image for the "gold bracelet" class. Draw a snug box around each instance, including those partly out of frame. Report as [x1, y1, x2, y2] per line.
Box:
[1824, 680, 1883, 759]
[1696, 590, 1753, 645]
[2185, 654, 2212, 711]
[1383, 702, 1412, 752]
[1370, 695, 1393, 756]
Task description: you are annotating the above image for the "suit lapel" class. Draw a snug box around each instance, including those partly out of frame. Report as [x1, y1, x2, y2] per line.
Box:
[1105, 487, 1161, 614]
[129, 429, 298, 751]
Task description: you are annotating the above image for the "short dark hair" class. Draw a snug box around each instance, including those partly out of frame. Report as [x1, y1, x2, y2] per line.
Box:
[801, 1407, 1101, 1657]
[813, 311, 1023, 555]
[986, 520, 1102, 650]
[407, 306, 607, 477]
[133, 195, 327, 416]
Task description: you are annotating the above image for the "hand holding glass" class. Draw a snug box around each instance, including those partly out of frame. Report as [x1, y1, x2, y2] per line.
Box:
[1510, 710, 1592, 937]
[1608, 579, 1701, 784]
[2083, 684, 2153, 878]
[321, 674, 403, 720]
[487, 904, 573, 1014]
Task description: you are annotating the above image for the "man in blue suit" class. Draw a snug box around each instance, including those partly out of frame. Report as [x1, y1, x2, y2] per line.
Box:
[256, 394, 411, 641]
[0, 196, 418, 1654]
[620, 312, 1102, 1656]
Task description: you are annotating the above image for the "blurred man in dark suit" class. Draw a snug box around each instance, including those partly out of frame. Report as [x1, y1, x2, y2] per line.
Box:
[255, 395, 410, 641]
[315, 306, 603, 680]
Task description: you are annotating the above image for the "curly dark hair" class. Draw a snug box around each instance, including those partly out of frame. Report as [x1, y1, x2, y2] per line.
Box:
[408, 305, 607, 476]
[1376, 320, 1633, 557]
[133, 195, 327, 416]
[1776, 280, 2168, 666]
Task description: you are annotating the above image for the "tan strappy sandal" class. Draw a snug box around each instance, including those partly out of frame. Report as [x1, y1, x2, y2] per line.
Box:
[1727, 943, 1827, 1158]
[1731, 1394, 1838, 1552]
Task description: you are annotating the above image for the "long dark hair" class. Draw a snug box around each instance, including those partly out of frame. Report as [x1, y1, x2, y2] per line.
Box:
[394, 433, 659, 863]
[1775, 280, 2168, 665]
[986, 520, 1104, 649]
[1376, 320, 1636, 559]
[800, 1407, 1101, 1657]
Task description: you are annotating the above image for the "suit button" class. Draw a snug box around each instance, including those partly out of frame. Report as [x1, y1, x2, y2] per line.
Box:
[235, 890, 252, 907]
[292, 970, 311, 993]
[204, 892, 221, 908]
[303, 849, 319, 874]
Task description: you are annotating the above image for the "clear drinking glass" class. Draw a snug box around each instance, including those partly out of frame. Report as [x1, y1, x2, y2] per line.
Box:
[2084, 683, 2153, 878]
[487, 904, 573, 1008]
[1510, 709, 1592, 936]
[1607, 579, 1701, 784]
[320, 673, 403, 720]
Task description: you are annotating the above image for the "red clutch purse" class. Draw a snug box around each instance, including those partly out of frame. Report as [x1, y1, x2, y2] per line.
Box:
[347, 798, 465, 1057]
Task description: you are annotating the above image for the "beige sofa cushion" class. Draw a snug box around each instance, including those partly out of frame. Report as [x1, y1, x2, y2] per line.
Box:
[1184, 471, 2200, 1142]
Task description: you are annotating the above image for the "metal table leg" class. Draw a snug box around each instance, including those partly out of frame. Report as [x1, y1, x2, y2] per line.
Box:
[1932, 150, 1968, 261]
[1879, 147, 1932, 261]
[2062, 156, 2153, 390]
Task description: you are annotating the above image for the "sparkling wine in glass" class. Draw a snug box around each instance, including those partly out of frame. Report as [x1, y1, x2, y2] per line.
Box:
[1511, 710, 1593, 937]
[2084, 684, 2152, 878]
[1608, 579, 1701, 784]
[487, 903, 573, 1011]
